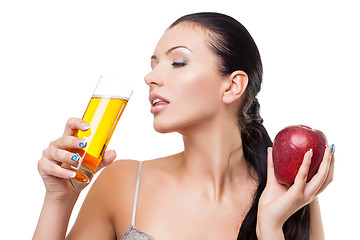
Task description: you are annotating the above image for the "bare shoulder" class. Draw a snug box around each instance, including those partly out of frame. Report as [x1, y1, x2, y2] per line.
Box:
[132, 153, 184, 198]
[79, 159, 141, 210]
[68, 160, 141, 238]
[93, 153, 182, 195]
[91, 159, 141, 206]
[98, 159, 140, 181]
[88, 155, 181, 235]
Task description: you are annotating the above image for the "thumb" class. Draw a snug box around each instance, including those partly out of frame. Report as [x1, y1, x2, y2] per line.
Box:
[96, 150, 117, 173]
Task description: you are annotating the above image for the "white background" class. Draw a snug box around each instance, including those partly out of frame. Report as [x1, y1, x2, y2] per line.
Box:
[0, 0, 359, 239]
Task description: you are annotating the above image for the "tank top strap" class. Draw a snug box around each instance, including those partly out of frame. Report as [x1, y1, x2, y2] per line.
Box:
[131, 161, 143, 227]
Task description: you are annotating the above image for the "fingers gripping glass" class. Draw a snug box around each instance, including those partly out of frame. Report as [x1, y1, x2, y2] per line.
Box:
[61, 76, 132, 183]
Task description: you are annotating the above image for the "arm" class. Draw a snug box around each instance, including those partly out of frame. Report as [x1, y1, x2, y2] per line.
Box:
[309, 198, 325, 240]
[33, 118, 116, 240]
[33, 194, 79, 240]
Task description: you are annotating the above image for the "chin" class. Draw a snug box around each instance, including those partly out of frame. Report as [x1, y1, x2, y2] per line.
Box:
[153, 121, 176, 134]
[152, 108, 214, 134]
[153, 125, 172, 134]
[152, 116, 190, 134]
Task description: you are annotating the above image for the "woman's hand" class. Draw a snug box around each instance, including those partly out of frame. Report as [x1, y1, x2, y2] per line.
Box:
[37, 118, 117, 200]
[256, 145, 335, 239]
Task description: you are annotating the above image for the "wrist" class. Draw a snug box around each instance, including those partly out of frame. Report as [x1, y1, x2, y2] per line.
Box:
[256, 217, 285, 240]
[44, 191, 80, 205]
[256, 225, 284, 240]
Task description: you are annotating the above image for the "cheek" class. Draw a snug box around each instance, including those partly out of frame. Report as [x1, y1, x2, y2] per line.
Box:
[189, 70, 221, 99]
[172, 70, 222, 116]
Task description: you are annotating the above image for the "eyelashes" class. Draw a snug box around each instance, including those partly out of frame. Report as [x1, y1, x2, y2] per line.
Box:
[171, 62, 187, 68]
[150, 61, 187, 69]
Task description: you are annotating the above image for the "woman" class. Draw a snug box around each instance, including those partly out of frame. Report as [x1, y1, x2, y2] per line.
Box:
[34, 12, 334, 239]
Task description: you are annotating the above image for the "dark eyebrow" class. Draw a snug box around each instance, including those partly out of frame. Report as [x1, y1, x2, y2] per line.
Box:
[151, 46, 192, 60]
[165, 45, 192, 55]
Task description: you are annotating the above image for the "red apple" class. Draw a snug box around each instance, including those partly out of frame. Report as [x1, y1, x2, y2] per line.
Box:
[272, 125, 328, 186]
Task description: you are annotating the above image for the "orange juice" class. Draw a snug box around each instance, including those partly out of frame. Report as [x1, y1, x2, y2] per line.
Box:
[62, 96, 128, 182]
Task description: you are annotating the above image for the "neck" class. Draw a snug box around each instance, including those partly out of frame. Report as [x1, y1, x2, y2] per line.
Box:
[177, 114, 250, 202]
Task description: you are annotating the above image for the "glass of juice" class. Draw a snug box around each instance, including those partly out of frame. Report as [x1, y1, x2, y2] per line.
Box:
[61, 76, 132, 183]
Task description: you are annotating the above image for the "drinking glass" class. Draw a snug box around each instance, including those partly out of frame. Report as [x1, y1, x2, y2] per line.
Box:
[61, 76, 132, 183]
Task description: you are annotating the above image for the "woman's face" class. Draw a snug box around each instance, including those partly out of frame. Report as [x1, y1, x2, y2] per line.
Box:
[145, 23, 227, 133]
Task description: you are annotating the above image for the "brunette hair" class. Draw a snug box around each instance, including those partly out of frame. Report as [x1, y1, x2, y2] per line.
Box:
[170, 12, 310, 240]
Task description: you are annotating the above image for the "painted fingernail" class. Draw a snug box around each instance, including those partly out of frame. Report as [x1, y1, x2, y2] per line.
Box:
[331, 144, 335, 154]
[79, 140, 87, 148]
[81, 122, 90, 130]
[71, 153, 81, 162]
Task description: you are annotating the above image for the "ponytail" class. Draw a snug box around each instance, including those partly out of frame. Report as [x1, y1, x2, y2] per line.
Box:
[238, 122, 272, 240]
[237, 97, 271, 239]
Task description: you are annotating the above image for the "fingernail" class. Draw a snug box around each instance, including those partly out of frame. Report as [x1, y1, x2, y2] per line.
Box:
[308, 149, 313, 158]
[79, 140, 87, 148]
[331, 144, 335, 154]
[67, 171, 76, 178]
[81, 122, 90, 130]
[71, 153, 81, 162]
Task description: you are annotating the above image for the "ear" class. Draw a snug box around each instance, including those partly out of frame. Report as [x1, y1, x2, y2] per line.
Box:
[222, 70, 248, 104]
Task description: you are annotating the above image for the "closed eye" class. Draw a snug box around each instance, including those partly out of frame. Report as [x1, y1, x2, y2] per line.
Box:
[171, 62, 187, 68]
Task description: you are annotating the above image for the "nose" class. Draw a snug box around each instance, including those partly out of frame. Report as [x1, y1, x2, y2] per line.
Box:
[144, 68, 163, 87]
